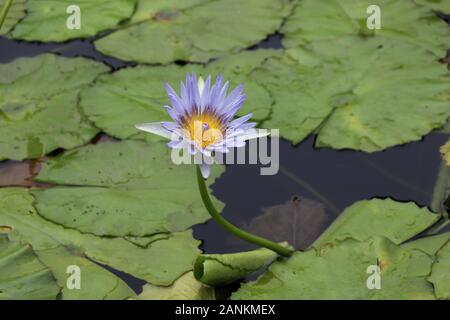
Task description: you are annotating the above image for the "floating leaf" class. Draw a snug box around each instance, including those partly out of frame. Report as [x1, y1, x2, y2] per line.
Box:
[0, 54, 109, 160]
[95, 0, 292, 64]
[427, 240, 450, 299]
[253, 37, 450, 150]
[194, 247, 280, 287]
[32, 140, 223, 237]
[313, 198, 440, 248]
[415, 0, 450, 13]
[440, 139, 450, 165]
[0, 235, 60, 300]
[11, 0, 136, 41]
[241, 196, 328, 250]
[232, 237, 435, 299]
[282, 0, 450, 57]
[0, 0, 26, 35]
[402, 232, 450, 256]
[79, 50, 276, 141]
[137, 272, 215, 300]
[0, 188, 201, 286]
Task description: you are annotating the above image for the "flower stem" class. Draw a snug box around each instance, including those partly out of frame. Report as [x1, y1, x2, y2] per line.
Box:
[0, 0, 13, 31]
[196, 165, 294, 257]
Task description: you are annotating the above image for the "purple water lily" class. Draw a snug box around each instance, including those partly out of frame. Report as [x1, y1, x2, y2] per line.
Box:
[135, 73, 268, 178]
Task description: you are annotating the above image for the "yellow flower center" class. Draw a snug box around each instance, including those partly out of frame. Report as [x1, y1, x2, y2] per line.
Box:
[183, 113, 223, 148]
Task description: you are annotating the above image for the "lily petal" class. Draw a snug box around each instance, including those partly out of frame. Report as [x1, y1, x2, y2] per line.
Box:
[199, 162, 211, 179]
[135, 122, 173, 139]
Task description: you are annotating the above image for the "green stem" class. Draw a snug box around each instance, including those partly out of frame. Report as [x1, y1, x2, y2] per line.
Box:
[0, 0, 13, 31]
[196, 165, 294, 257]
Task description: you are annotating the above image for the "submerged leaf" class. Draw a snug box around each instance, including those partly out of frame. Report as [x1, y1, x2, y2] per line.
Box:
[95, 0, 293, 64]
[0, 235, 59, 300]
[313, 198, 440, 248]
[33, 140, 223, 237]
[0, 188, 201, 287]
[232, 237, 435, 299]
[194, 247, 280, 287]
[0, 0, 26, 35]
[0, 54, 109, 160]
[11, 0, 136, 41]
[137, 272, 215, 300]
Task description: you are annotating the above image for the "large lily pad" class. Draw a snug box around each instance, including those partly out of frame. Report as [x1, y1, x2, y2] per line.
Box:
[0, 235, 59, 300]
[32, 140, 224, 237]
[0, 188, 201, 286]
[95, 0, 292, 64]
[313, 198, 440, 248]
[402, 232, 450, 256]
[0, 54, 109, 161]
[79, 50, 276, 141]
[427, 240, 450, 299]
[415, 0, 450, 13]
[10, 0, 136, 41]
[0, 0, 26, 35]
[232, 237, 435, 299]
[282, 0, 450, 57]
[253, 37, 450, 150]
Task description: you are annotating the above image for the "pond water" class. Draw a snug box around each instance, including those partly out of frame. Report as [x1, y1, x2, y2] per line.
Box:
[1, 32, 449, 293]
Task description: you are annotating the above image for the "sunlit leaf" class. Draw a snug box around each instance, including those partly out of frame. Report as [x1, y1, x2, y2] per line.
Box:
[402, 232, 450, 256]
[440, 139, 450, 165]
[313, 198, 440, 248]
[0, 188, 201, 287]
[427, 240, 450, 299]
[32, 140, 223, 237]
[95, 0, 293, 64]
[0, 54, 109, 160]
[11, 0, 136, 41]
[232, 237, 435, 299]
[0, 234, 59, 300]
[415, 0, 450, 13]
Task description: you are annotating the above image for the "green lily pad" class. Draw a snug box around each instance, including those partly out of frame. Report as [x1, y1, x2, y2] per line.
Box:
[440, 139, 450, 165]
[137, 272, 215, 300]
[282, 0, 450, 57]
[0, 0, 26, 35]
[0, 188, 201, 286]
[194, 247, 280, 287]
[232, 237, 435, 299]
[79, 50, 276, 141]
[0, 54, 109, 161]
[313, 198, 440, 248]
[32, 140, 224, 237]
[427, 240, 450, 299]
[253, 37, 450, 150]
[415, 0, 450, 13]
[95, 0, 292, 64]
[0, 235, 60, 300]
[402, 232, 450, 256]
[11, 0, 136, 41]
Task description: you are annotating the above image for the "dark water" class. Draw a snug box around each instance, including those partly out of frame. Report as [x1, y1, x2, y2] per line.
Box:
[1, 31, 449, 294]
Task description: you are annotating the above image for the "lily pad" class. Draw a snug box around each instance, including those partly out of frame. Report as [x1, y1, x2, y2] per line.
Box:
[415, 0, 450, 13]
[79, 50, 276, 141]
[232, 237, 435, 299]
[194, 247, 280, 287]
[0, 54, 109, 161]
[32, 140, 224, 237]
[137, 272, 215, 300]
[282, 0, 450, 57]
[427, 240, 450, 299]
[0, 235, 60, 300]
[402, 232, 450, 256]
[440, 139, 450, 165]
[11, 0, 136, 41]
[253, 37, 450, 150]
[0, 188, 201, 286]
[95, 0, 293, 64]
[0, 0, 26, 35]
[313, 198, 440, 248]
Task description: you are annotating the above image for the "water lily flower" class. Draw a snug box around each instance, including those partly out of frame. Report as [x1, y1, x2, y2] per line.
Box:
[135, 73, 268, 178]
